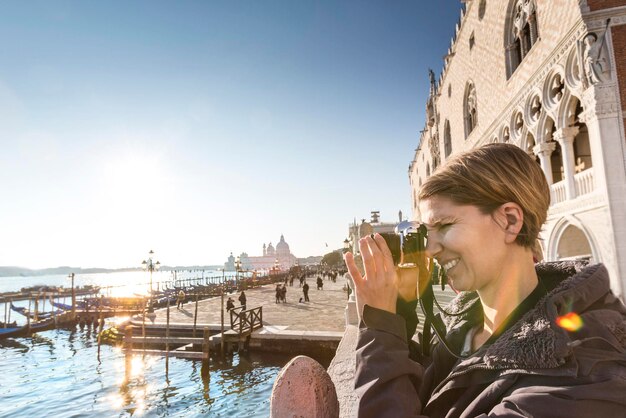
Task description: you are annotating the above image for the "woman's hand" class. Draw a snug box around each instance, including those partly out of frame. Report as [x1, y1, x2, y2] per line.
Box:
[344, 234, 400, 319]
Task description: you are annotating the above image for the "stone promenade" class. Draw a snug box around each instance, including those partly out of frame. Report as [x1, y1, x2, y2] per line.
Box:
[149, 276, 350, 332]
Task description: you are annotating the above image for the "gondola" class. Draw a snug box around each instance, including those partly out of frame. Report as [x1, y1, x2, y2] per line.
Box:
[0, 324, 27, 339]
[10, 302, 64, 320]
[51, 300, 86, 311]
[0, 318, 55, 339]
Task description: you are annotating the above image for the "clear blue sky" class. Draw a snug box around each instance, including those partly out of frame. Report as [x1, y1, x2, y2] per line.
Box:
[0, 0, 463, 269]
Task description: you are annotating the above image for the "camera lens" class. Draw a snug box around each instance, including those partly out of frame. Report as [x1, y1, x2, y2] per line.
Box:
[376, 233, 402, 265]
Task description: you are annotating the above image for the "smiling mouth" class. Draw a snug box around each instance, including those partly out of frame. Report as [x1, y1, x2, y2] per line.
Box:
[442, 259, 459, 272]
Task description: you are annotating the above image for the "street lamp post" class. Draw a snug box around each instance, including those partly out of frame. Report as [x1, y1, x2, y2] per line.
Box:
[142, 250, 160, 313]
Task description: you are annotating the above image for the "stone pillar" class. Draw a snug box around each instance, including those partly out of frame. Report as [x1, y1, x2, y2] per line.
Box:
[553, 127, 579, 200]
[533, 141, 556, 185]
[578, 84, 626, 299]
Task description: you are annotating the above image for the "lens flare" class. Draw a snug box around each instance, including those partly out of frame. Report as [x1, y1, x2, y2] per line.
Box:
[556, 312, 583, 332]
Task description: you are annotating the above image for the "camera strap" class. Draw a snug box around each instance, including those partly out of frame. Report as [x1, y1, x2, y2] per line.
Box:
[419, 263, 464, 359]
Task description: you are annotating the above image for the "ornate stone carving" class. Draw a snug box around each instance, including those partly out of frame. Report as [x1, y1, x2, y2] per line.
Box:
[533, 141, 556, 157]
[503, 126, 511, 143]
[529, 95, 542, 124]
[580, 32, 610, 87]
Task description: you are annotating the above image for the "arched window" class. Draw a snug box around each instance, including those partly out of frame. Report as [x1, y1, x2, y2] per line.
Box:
[505, 0, 539, 78]
[464, 82, 478, 139]
[444, 120, 452, 157]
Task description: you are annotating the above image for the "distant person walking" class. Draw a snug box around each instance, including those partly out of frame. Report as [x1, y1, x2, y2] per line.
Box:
[177, 289, 185, 309]
[316, 276, 323, 290]
[238, 290, 247, 310]
[226, 297, 235, 311]
[302, 282, 310, 302]
[280, 285, 287, 303]
[275, 284, 282, 304]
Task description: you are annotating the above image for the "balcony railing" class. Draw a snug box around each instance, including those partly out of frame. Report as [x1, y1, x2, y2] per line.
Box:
[550, 167, 595, 206]
[550, 180, 566, 205]
[574, 167, 594, 197]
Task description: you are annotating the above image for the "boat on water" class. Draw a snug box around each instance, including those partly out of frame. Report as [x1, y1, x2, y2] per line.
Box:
[10, 303, 64, 320]
[0, 284, 101, 303]
[51, 301, 86, 310]
[0, 317, 57, 339]
[0, 324, 27, 339]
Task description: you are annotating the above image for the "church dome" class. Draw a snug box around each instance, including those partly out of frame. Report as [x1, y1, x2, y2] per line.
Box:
[276, 234, 290, 255]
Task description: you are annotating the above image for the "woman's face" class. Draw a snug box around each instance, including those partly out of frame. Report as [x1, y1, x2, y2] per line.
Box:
[419, 195, 508, 293]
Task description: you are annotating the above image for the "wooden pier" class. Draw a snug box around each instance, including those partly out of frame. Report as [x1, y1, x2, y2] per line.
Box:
[121, 305, 265, 358]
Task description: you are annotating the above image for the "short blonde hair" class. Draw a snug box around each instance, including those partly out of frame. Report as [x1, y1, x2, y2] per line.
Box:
[418, 143, 550, 248]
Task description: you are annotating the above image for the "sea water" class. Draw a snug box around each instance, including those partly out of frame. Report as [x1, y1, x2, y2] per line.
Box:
[0, 271, 309, 417]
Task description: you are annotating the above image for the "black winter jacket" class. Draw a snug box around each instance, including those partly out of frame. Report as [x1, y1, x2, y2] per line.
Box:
[354, 262, 626, 417]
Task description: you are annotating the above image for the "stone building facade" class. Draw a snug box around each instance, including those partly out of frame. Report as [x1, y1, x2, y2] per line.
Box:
[409, 0, 626, 298]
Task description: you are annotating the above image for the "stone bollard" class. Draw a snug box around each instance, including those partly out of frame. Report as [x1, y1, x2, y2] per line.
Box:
[270, 355, 339, 418]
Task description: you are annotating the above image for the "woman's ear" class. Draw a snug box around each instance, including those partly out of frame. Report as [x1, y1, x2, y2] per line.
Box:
[499, 202, 524, 244]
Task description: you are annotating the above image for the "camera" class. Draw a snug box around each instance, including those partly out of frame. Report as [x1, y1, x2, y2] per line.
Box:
[376, 220, 427, 268]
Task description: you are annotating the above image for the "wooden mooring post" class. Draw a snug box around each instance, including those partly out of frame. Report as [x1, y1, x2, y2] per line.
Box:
[221, 288, 225, 358]
[193, 292, 199, 338]
[27, 298, 31, 332]
[201, 327, 210, 380]
[97, 296, 104, 362]
[33, 295, 39, 322]
[165, 298, 170, 375]
[142, 304, 146, 352]
[125, 325, 133, 380]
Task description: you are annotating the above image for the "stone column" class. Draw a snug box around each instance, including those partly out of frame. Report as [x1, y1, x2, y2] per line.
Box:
[533, 141, 556, 185]
[579, 84, 626, 299]
[553, 126, 579, 200]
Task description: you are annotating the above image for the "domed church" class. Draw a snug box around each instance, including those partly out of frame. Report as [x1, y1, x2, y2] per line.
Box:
[225, 234, 298, 271]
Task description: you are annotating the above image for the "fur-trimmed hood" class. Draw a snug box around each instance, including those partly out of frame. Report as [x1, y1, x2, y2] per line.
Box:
[441, 261, 626, 370]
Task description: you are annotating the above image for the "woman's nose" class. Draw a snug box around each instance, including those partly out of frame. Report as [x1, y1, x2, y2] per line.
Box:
[425, 232, 442, 258]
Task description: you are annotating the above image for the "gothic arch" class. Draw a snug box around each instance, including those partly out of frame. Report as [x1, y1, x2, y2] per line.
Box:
[564, 46, 584, 92]
[543, 68, 565, 115]
[510, 108, 526, 144]
[463, 81, 478, 139]
[558, 92, 593, 172]
[556, 88, 582, 129]
[546, 216, 599, 263]
[444, 120, 452, 157]
[524, 87, 544, 130]
[521, 131, 536, 155]
[504, 0, 539, 78]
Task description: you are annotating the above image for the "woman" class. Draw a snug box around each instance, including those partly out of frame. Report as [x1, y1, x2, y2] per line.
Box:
[345, 143, 626, 417]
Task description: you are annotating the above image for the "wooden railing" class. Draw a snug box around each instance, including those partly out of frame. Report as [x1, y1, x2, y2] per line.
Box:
[230, 306, 263, 336]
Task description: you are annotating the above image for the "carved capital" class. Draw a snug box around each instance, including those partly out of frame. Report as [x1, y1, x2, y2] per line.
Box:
[533, 141, 556, 156]
[553, 127, 579, 144]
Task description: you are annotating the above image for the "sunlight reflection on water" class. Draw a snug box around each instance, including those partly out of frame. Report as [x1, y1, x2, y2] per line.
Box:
[0, 328, 297, 417]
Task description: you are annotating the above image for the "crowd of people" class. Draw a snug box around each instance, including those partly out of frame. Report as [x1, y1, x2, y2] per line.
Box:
[222, 267, 347, 310]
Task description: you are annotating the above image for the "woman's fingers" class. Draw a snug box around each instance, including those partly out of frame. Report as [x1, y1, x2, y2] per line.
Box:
[359, 237, 377, 280]
[344, 251, 363, 285]
[373, 233, 395, 275]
